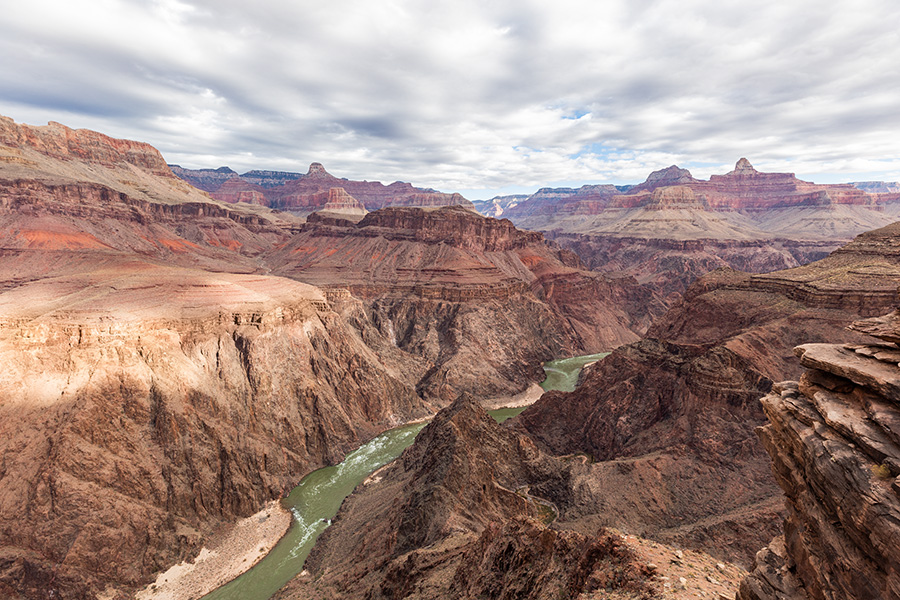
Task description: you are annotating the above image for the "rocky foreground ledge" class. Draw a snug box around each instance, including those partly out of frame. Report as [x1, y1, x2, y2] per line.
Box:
[738, 309, 900, 599]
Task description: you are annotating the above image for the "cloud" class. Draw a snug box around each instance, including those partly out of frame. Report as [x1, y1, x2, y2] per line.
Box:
[2, 0, 900, 196]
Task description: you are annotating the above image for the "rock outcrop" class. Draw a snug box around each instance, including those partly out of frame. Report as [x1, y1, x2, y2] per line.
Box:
[628, 165, 698, 193]
[851, 181, 900, 194]
[167, 165, 239, 192]
[488, 159, 899, 305]
[737, 308, 900, 600]
[208, 177, 270, 205]
[273, 394, 655, 600]
[318, 187, 368, 217]
[0, 116, 304, 281]
[0, 116, 171, 175]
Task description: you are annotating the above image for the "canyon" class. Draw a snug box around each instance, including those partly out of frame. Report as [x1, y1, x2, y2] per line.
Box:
[273, 394, 658, 600]
[3, 112, 899, 600]
[264, 205, 660, 400]
[515, 220, 900, 564]
[0, 115, 651, 599]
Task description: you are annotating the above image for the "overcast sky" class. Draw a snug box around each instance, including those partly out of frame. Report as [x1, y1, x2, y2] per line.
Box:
[2, 0, 900, 198]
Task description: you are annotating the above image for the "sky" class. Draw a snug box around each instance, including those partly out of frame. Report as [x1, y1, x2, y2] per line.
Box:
[2, 0, 900, 199]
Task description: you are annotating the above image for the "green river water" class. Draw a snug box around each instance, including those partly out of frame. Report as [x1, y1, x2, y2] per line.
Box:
[201, 351, 609, 600]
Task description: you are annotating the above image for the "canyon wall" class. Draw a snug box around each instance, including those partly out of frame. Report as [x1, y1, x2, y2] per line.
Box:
[737, 309, 900, 600]
[171, 162, 472, 213]
[488, 160, 900, 305]
[0, 268, 425, 599]
[514, 222, 900, 565]
[0, 114, 669, 598]
[267, 205, 660, 402]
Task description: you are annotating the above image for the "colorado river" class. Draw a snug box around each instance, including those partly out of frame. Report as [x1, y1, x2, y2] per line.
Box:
[201, 351, 609, 600]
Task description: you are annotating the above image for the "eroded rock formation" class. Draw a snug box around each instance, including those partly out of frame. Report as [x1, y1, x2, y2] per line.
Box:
[0, 114, 671, 599]
[273, 394, 655, 600]
[171, 162, 472, 214]
[266, 205, 661, 401]
[737, 308, 900, 600]
[490, 159, 900, 305]
[0, 266, 425, 600]
[515, 223, 900, 565]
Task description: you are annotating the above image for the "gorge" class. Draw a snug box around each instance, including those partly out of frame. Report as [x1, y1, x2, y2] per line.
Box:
[1, 114, 898, 600]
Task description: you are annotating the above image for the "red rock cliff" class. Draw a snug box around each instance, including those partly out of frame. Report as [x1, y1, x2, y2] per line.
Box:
[738, 309, 900, 600]
[0, 116, 173, 175]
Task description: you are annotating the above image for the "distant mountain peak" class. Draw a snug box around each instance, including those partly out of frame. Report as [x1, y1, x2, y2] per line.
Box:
[732, 157, 758, 175]
[629, 164, 696, 193]
[306, 162, 331, 178]
[646, 165, 694, 183]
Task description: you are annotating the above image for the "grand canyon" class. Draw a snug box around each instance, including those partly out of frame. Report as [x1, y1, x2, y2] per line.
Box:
[1, 113, 898, 600]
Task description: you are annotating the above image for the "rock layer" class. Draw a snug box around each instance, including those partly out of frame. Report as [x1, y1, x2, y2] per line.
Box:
[737, 310, 900, 600]
[172, 162, 472, 214]
[267, 205, 660, 401]
[515, 222, 900, 564]
[0, 265, 428, 600]
[0, 114, 672, 599]
[489, 159, 900, 304]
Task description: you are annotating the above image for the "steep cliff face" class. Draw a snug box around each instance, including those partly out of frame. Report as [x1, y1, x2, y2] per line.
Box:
[268, 164, 471, 212]
[319, 187, 368, 216]
[268, 206, 660, 401]
[737, 309, 900, 600]
[273, 395, 655, 600]
[167, 165, 239, 192]
[515, 225, 900, 564]
[0, 114, 672, 599]
[0, 116, 438, 599]
[210, 177, 270, 205]
[0, 266, 425, 600]
[0, 117, 171, 175]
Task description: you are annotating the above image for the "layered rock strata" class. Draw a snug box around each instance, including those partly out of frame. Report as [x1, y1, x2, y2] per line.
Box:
[267, 205, 661, 401]
[737, 309, 900, 600]
[0, 114, 674, 599]
[172, 162, 472, 213]
[0, 265, 425, 600]
[515, 223, 900, 564]
[273, 394, 655, 600]
[318, 187, 368, 217]
[490, 159, 900, 304]
[0, 116, 303, 281]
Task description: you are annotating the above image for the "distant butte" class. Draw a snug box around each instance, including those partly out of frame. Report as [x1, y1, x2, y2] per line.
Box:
[171, 161, 472, 215]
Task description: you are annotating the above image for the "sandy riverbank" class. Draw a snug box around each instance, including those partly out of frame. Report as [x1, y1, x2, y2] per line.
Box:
[481, 382, 545, 410]
[134, 500, 292, 600]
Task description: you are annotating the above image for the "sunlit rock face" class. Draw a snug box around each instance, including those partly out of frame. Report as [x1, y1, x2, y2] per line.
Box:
[0, 265, 430, 599]
[0, 116, 424, 599]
